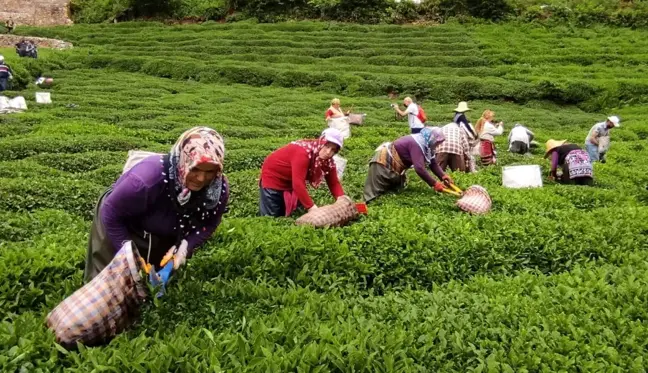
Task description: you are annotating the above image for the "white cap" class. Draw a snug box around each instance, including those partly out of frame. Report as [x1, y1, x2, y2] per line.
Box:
[0, 55, 4, 62]
[607, 116, 620, 127]
[320, 128, 344, 149]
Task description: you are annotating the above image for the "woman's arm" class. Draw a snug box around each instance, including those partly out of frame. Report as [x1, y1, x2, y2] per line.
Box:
[550, 152, 559, 177]
[493, 122, 504, 136]
[428, 158, 446, 180]
[324, 166, 345, 199]
[291, 153, 315, 209]
[408, 145, 439, 187]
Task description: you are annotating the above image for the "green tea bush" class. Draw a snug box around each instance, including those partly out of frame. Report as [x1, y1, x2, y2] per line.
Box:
[3, 22, 648, 371]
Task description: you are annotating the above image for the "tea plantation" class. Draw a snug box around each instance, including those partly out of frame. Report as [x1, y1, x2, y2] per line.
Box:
[2, 21, 648, 371]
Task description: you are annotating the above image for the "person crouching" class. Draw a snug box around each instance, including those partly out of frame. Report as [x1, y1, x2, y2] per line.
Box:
[545, 139, 593, 186]
[259, 128, 346, 217]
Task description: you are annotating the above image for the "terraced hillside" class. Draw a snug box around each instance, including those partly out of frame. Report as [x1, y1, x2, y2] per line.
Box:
[1, 22, 648, 371]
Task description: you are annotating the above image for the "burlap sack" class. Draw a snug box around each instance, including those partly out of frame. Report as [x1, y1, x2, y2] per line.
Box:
[598, 136, 610, 153]
[348, 113, 365, 125]
[456, 185, 492, 215]
[46, 242, 147, 349]
[296, 196, 359, 228]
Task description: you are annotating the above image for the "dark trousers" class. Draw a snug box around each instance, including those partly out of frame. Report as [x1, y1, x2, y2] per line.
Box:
[411, 127, 423, 134]
[436, 152, 466, 172]
[259, 187, 286, 217]
[509, 141, 529, 154]
[0, 77, 8, 92]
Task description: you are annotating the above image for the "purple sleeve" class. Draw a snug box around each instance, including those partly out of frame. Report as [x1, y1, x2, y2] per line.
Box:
[100, 173, 153, 252]
[550, 152, 559, 176]
[409, 143, 438, 188]
[429, 158, 445, 180]
[185, 177, 230, 255]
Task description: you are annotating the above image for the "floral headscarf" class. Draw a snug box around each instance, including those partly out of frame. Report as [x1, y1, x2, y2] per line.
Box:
[412, 126, 445, 164]
[168, 127, 225, 209]
[291, 136, 334, 188]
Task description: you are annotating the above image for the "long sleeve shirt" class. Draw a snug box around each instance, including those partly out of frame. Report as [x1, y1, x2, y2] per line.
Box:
[100, 155, 229, 254]
[508, 125, 534, 148]
[480, 121, 504, 142]
[393, 135, 445, 188]
[260, 144, 344, 209]
[437, 123, 475, 172]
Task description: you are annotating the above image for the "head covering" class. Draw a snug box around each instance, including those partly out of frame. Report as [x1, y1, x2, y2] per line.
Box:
[454, 101, 470, 113]
[321, 128, 344, 149]
[607, 116, 620, 127]
[168, 127, 225, 208]
[0, 55, 4, 63]
[291, 130, 341, 188]
[544, 139, 567, 158]
[412, 126, 445, 164]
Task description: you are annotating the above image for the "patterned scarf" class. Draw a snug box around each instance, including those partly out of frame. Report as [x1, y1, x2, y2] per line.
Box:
[291, 137, 334, 188]
[412, 126, 445, 164]
[167, 127, 225, 210]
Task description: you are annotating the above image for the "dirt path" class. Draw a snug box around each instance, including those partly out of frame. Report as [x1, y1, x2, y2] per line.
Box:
[0, 35, 72, 49]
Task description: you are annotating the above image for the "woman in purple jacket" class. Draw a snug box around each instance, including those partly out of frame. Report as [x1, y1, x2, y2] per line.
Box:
[363, 126, 452, 202]
[83, 127, 229, 283]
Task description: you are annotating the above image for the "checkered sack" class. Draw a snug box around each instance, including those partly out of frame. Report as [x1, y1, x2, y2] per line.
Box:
[46, 242, 147, 349]
[456, 185, 491, 215]
[296, 196, 359, 228]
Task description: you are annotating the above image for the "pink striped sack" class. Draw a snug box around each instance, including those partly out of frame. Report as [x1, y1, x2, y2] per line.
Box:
[456, 185, 492, 215]
[46, 242, 147, 349]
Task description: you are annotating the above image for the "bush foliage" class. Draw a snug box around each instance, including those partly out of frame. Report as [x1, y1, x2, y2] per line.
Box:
[2, 22, 648, 371]
[66, 0, 648, 27]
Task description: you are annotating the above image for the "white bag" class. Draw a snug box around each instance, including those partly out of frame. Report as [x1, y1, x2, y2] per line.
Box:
[333, 155, 347, 180]
[598, 136, 610, 153]
[0, 96, 10, 110]
[502, 165, 543, 189]
[328, 117, 351, 139]
[0, 96, 28, 113]
[35, 92, 51, 104]
[123, 150, 163, 174]
[10, 96, 27, 110]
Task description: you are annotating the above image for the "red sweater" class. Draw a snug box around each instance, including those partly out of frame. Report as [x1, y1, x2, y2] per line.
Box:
[260, 144, 344, 209]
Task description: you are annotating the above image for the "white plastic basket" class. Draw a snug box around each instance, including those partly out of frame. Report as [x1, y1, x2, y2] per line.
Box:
[35, 92, 52, 104]
[502, 165, 543, 189]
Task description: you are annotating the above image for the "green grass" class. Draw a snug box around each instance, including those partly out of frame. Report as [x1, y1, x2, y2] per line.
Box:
[1, 21, 648, 371]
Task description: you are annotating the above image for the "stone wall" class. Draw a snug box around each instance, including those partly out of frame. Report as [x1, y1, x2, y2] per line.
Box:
[0, 0, 72, 26]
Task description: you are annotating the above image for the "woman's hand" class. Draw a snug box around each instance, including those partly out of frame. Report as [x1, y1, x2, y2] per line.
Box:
[442, 174, 453, 186]
[165, 240, 188, 270]
[434, 181, 445, 193]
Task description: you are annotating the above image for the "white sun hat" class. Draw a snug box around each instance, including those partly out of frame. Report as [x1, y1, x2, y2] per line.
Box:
[454, 101, 471, 113]
[607, 115, 620, 127]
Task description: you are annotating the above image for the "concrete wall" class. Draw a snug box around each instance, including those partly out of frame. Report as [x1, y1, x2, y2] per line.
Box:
[0, 0, 72, 26]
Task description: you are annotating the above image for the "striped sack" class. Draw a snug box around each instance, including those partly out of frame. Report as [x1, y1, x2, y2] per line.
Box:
[46, 242, 147, 349]
[296, 196, 359, 228]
